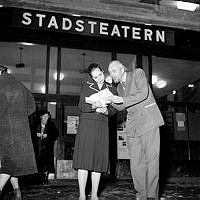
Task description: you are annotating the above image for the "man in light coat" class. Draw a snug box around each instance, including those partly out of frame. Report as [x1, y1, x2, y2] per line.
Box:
[108, 60, 164, 200]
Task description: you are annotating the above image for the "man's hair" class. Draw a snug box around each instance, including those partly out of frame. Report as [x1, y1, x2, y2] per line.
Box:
[108, 60, 128, 71]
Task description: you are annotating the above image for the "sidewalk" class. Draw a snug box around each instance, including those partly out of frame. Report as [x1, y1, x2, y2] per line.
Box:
[2, 178, 200, 200]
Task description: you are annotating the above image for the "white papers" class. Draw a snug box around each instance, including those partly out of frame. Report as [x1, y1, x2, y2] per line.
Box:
[85, 88, 114, 107]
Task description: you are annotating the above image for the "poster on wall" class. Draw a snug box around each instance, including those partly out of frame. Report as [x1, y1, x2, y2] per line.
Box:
[117, 121, 129, 159]
[57, 160, 77, 179]
[175, 113, 186, 131]
[67, 116, 79, 134]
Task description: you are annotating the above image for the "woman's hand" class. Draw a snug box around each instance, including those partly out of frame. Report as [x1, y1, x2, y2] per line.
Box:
[92, 100, 103, 108]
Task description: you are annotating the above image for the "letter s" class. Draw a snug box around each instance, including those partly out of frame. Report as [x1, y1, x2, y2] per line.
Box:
[75, 20, 84, 32]
[22, 12, 32, 25]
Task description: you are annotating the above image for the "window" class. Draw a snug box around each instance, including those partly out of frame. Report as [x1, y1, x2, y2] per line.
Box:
[152, 56, 200, 101]
[117, 53, 136, 71]
[0, 42, 46, 93]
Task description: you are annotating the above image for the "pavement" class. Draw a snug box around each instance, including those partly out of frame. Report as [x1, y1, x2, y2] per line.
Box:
[1, 178, 200, 200]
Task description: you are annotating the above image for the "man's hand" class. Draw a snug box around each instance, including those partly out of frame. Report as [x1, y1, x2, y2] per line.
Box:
[37, 133, 42, 137]
[42, 133, 47, 138]
[107, 95, 124, 104]
[92, 100, 103, 109]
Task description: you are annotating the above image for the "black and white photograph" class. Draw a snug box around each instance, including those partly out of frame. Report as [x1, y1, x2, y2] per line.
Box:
[0, 0, 200, 199]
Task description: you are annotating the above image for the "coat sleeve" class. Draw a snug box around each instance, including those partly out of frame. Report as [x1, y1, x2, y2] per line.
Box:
[26, 89, 36, 116]
[48, 121, 59, 142]
[0, 93, 8, 117]
[111, 103, 125, 112]
[107, 104, 117, 116]
[120, 69, 149, 109]
[107, 84, 118, 116]
[109, 84, 126, 111]
[79, 83, 96, 113]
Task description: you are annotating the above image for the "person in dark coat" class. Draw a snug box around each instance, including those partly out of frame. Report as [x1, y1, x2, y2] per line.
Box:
[32, 110, 59, 184]
[73, 63, 116, 200]
[0, 65, 37, 200]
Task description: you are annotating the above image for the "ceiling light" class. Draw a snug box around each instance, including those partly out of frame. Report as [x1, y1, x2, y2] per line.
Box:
[72, 13, 81, 17]
[188, 83, 194, 88]
[19, 42, 36, 46]
[155, 80, 167, 88]
[152, 75, 158, 85]
[177, 1, 198, 11]
[53, 72, 65, 81]
[49, 102, 57, 105]
[16, 47, 25, 68]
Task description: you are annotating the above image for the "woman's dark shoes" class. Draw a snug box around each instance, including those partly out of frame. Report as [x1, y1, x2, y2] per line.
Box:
[42, 172, 49, 184]
[13, 188, 22, 200]
[44, 175, 48, 184]
[39, 172, 49, 184]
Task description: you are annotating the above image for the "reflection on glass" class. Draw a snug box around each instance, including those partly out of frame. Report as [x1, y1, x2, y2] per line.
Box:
[53, 72, 65, 81]
[152, 56, 200, 101]
[155, 80, 167, 89]
[152, 75, 158, 84]
[40, 85, 46, 94]
[49, 47, 58, 94]
[48, 101, 56, 119]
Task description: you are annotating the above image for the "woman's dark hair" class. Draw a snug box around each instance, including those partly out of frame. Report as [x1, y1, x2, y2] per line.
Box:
[87, 63, 104, 77]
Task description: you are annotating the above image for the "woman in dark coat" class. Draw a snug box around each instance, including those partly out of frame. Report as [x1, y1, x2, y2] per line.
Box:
[0, 65, 37, 200]
[32, 110, 59, 184]
[73, 63, 116, 200]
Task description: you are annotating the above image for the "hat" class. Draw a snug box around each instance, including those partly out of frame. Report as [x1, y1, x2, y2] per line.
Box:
[39, 110, 50, 117]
